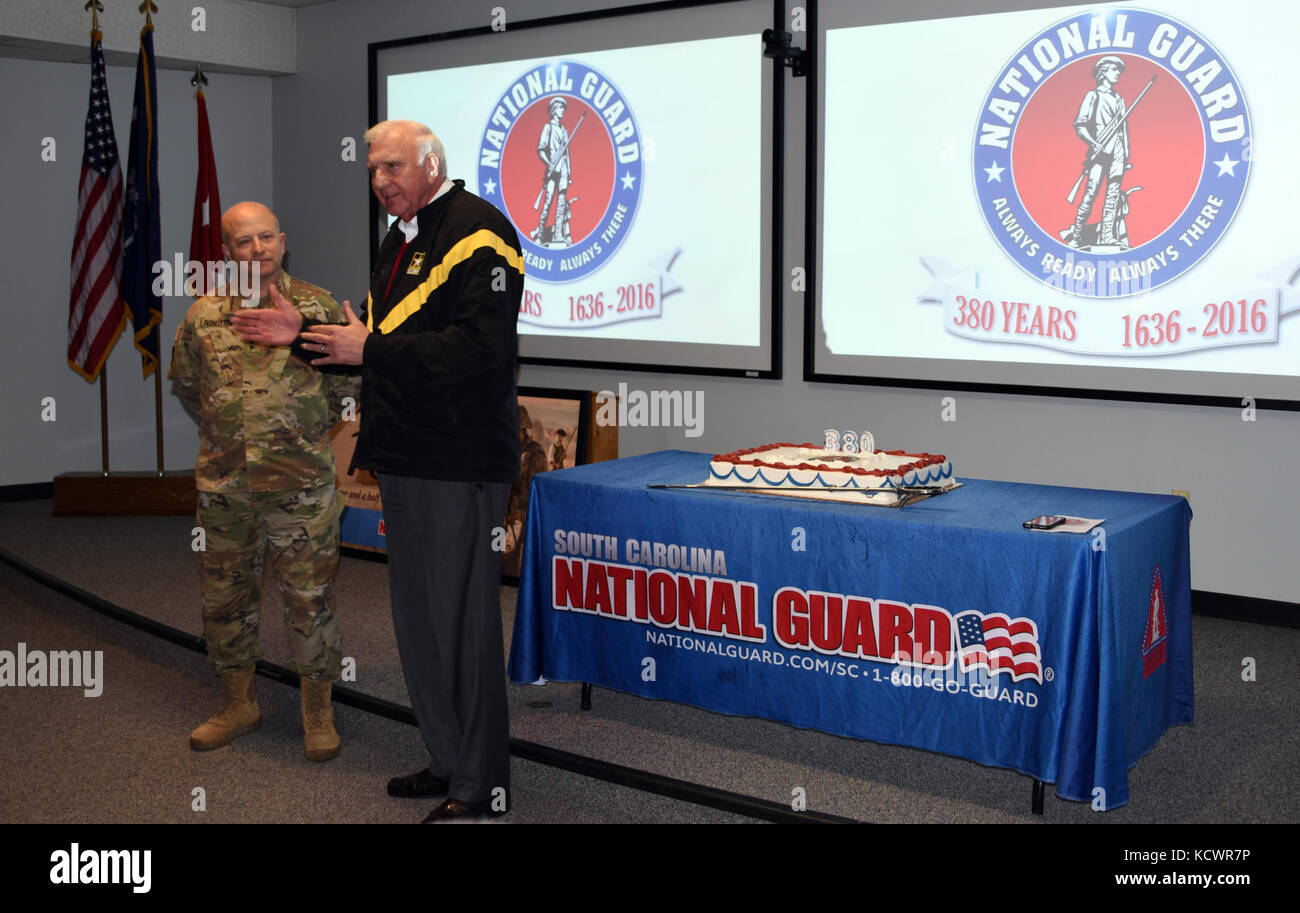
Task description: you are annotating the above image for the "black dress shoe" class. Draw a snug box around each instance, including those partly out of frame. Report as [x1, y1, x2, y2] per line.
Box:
[420, 797, 510, 823]
[386, 768, 450, 798]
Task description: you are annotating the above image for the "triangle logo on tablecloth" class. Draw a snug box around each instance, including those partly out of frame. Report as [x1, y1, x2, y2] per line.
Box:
[1142, 564, 1169, 678]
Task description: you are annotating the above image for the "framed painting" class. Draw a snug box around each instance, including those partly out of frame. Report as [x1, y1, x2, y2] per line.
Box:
[503, 387, 591, 578]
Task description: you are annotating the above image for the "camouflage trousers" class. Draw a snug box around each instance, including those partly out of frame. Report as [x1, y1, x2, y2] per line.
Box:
[196, 483, 343, 679]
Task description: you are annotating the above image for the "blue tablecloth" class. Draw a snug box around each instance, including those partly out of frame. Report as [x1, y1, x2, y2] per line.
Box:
[508, 450, 1193, 808]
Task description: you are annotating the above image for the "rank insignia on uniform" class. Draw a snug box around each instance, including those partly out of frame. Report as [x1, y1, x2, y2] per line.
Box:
[406, 252, 426, 275]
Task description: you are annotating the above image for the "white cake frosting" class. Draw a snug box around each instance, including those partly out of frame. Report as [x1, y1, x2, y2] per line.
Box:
[708, 442, 955, 491]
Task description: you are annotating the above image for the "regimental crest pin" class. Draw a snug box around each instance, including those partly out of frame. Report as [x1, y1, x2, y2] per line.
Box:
[973, 8, 1251, 298]
[477, 59, 643, 282]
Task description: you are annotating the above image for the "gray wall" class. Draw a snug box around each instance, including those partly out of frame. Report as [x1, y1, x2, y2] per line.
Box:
[0, 0, 296, 74]
[0, 54, 273, 487]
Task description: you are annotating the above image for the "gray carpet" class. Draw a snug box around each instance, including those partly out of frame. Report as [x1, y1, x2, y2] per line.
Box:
[1, 499, 1296, 823]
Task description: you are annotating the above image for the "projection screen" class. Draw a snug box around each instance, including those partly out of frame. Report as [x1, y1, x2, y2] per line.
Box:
[811, 0, 1299, 409]
[371, 0, 780, 377]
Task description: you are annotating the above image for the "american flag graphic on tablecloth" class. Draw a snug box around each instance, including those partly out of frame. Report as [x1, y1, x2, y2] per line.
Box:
[67, 33, 127, 382]
[955, 611, 1043, 683]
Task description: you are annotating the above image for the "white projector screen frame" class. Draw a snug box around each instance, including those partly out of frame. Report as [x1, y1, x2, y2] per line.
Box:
[807, 0, 1300, 410]
[369, 0, 782, 379]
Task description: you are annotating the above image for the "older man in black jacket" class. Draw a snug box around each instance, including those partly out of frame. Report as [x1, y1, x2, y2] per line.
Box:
[233, 119, 523, 822]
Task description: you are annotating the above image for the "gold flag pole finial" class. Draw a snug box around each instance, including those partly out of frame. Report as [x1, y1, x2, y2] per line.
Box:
[85, 0, 105, 42]
[139, 1, 158, 29]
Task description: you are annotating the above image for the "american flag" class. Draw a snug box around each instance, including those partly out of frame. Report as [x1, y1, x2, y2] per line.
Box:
[955, 611, 1043, 683]
[68, 34, 127, 382]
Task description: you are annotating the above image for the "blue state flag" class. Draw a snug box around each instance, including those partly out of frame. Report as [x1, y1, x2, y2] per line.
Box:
[121, 22, 161, 377]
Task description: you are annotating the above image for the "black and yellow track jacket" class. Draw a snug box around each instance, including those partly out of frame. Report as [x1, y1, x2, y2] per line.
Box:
[354, 180, 524, 483]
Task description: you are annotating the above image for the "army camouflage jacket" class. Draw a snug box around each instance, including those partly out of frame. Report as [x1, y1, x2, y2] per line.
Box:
[169, 271, 361, 493]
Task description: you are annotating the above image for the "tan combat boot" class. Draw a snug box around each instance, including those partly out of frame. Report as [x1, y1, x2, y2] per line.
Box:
[190, 667, 261, 750]
[300, 677, 340, 761]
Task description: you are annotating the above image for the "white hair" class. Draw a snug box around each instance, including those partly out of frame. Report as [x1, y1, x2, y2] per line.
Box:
[364, 120, 447, 174]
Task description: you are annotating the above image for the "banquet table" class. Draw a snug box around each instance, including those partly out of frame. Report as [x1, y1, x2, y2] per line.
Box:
[508, 450, 1193, 809]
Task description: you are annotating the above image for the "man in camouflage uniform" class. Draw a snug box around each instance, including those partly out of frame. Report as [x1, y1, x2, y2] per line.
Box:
[169, 201, 359, 761]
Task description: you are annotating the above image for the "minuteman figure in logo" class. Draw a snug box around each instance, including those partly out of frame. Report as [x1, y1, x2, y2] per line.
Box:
[1068, 55, 1132, 251]
[533, 96, 575, 247]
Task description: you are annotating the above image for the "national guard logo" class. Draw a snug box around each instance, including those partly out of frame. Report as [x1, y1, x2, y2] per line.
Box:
[1142, 564, 1169, 678]
[973, 8, 1251, 298]
[477, 60, 643, 282]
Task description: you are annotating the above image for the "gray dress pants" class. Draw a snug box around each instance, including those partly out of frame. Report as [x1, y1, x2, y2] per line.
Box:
[378, 473, 511, 804]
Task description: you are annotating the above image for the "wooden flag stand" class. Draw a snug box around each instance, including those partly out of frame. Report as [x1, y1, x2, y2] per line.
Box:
[53, 337, 196, 517]
[53, 471, 198, 516]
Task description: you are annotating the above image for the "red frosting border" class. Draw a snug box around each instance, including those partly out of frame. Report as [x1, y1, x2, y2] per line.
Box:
[711, 442, 947, 478]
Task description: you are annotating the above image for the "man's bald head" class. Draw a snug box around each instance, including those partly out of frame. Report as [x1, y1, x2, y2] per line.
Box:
[220, 201, 287, 294]
[220, 201, 280, 245]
